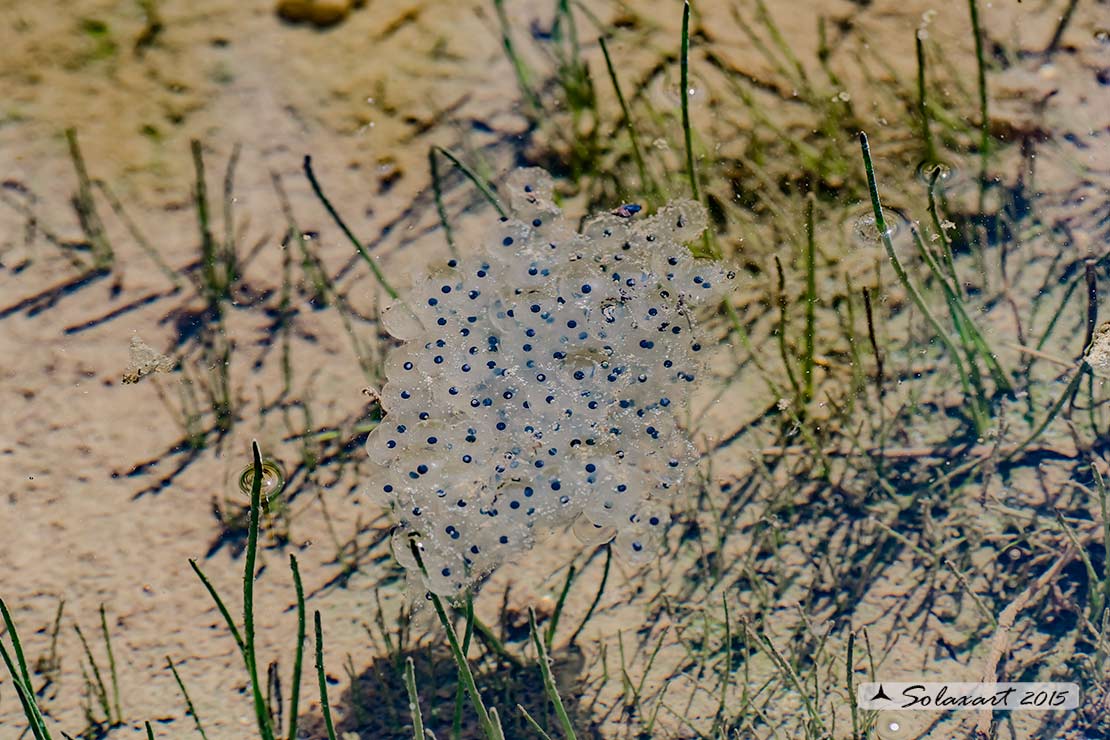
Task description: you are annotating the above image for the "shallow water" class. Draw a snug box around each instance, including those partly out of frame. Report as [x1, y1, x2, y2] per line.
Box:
[1, 1, 1109, 738]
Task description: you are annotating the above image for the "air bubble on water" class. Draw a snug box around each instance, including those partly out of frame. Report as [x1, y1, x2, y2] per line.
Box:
[238, 458, 286, 502]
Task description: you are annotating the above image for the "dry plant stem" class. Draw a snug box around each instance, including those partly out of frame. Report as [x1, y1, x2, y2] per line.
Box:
[858, 131, 986, 433]
[302, 155, 398, 300]
[65, 127, 113, 269]
[975, 545, 1075, 736]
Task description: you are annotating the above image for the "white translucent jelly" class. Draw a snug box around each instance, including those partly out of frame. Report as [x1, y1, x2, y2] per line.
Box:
[369, 167, 735, 596]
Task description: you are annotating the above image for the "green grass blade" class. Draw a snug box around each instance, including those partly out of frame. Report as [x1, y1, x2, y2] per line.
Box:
[431, 146, 507, 218]
[803, 193, 817, 404]
[98, 604, 122, 723]
[408, 538, 503, 739]
[491, 0, 542, 112]
[243, 440, 277, 740]
[287, 554, 307, 740]
[915, 31, 938, 165]
[145, 721, 155, 740]
[680, 1, 699, 203]
[166, 656, 209, 740]
[0, 600, 52, 740]
[529, 608, 577, 740]
[302, 155, 398, 300]
[188, 559, 245, 654]
[967, 0, 990, 196]
[518, 704, 554, 740]
[598, 36, 652, 196]
[545, 565, 576, 651]
[314, 611, 338, 740]
[428, 148, 458, 255]
[569, 543, 611, 646]
[858, 131, 985, 433]
[73, 622, 112, 723]
[403, 656, 426, 740]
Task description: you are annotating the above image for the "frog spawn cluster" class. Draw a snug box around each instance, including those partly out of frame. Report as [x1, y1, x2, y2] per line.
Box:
[367, 168, 735, 596]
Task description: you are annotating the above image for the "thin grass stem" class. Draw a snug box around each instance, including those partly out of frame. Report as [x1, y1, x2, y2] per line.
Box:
[569, 544, 611, 645]
[98, 604, 122, 723]
[599, 37, 652, 195]
[431, 146, 507, 218]
[166, 657, 209, 740]
[404, 656, 426, 740]
[529, 608, 577, 740]
[243, 441, 276, 740]
[288, 554, 306, 740]
[302, 155, 398, 300]
[313, 611, 338, 740]
[545, 565, 576, 651]
[967, 0, 990, 202]
[680, 2, 698, 203]
[915, 32, 938, 166]
[408, 538, 504, 739]
[803, 194, 817, 404]
[858, 131, 986, 432]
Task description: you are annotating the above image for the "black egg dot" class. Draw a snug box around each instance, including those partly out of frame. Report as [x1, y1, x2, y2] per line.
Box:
[417, 464, 428, 474]
[639, 339, 654, 349]
[499, 535, 509, 544]
[503, 236, 514, 246]
[585, 463, 596, 473]
[442, 567, 451, 576]
[436, 318, 447, 326]
[649, 516, 660, 526]
[441, 285, 452, 293]
[551, 480, 561, 490]
[632, 542, 643, 552]
[428, 297, 438, 306]
[403, 361, 414, 370]
[427, 436, 438, 444]
[532, 218, 542, 227]
[581, 284, 592, 294]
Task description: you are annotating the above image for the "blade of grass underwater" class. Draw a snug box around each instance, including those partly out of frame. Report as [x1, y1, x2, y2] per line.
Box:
[0, 600, 52, 740]
[680, 1, 699, 204]
[302, 155, 398, 300]
[518, 704, 555, 740]
[915, 32, 938, 166]
[97, 605, 122, 723]
[431, 146, 508, 219]
[73, 622, 112, 724]
[408, 539, 505, 740]
[65, 127, 113, 270]
[569, 543, 611, 646]
[858, 131, 986, 433]
[598, 36, 653, 197]
[803, 194, 817, 404]
[188, 558, 245, 654]
[529, 608, 577, 740]
[243, 441, 277, 740]
[967, 0, 990, 200]
[545, 564, 576, 651]
[491, 0, 541, 113]
[404, 656, 426, 740]
[428, 147, 458, 255]
[314, 611, 338, 740]
[145, 721, 155, 740]
[166, 657, 209, 740]
[287, 554, 306, 740]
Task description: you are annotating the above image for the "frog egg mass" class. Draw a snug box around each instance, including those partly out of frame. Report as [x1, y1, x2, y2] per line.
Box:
[367, 168, 735, 596]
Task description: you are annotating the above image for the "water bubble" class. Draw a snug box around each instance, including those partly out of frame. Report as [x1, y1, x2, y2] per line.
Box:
[238, 458, 286, 502]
